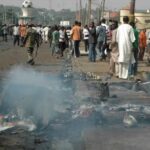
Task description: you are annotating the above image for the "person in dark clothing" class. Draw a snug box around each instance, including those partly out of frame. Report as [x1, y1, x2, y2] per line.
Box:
[59, 26, 67, 57]
[129, 21, 139, 76]
[48, 26, 53, 48]
[88, 22, 97, 62]
[96, 21, 107, 60]
[2, 24, 8, 42]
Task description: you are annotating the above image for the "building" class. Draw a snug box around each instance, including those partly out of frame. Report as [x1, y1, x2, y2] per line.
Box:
[19, 0, 34, 25]
[120, 7, 150, 29]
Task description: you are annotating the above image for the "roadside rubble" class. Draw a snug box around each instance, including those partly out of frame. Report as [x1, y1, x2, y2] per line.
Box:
[57, 55, 150, 130]
[72, 105, 95, 119]
[0, 114, 36, 132]
[0, 52, 150, 149]
[123, 114, 137, 127]
[52, 139, 74, 150]
[0, 70, 150, 133]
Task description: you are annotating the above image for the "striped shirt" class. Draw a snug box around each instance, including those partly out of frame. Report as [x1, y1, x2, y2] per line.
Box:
[66, 29, 71, 39]
[83, 28, 89, 40]
[59, 30, 65, 42]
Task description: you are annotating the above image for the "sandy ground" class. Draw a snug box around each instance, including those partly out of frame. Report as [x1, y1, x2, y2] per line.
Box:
[0, 38, 149, 78]
[72, 54, 150, 82]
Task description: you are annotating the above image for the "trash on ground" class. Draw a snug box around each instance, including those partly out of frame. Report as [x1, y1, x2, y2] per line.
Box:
[72, 105, 95, 119]
[123, 113, 137, 127]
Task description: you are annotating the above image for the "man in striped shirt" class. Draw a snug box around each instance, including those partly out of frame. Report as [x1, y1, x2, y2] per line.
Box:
[83, 25, 89, 52]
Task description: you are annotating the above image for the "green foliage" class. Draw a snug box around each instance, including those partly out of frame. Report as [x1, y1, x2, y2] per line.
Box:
[0, 5, 21, 24]
[0, 5, 76, 25]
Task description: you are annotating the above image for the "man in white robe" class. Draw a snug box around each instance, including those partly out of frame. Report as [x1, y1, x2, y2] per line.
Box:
[43, 26, 49, 43]
[116, 16, 135, 79]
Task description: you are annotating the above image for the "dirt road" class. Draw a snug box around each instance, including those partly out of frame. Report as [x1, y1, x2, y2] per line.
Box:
[0, 39, 150, 150]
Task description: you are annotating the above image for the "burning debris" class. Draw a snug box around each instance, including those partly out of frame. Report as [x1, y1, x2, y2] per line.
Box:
[17, 120, 37, 131]
[72, 105, 95, 119]
[79, 72, 101, 81]
[96, 82, 110, 100]
[0, 53, 150, 149]
[0, 113, 36, 132]
[0, 65, 73, 128]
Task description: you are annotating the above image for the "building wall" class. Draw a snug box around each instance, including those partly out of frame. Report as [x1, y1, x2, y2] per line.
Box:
[120, 9, 131, 23]
[19, 7, 34, 25]
[22, 8, 33, 17]
[120, 9, 150, 29]
[135, 12, 150, 29]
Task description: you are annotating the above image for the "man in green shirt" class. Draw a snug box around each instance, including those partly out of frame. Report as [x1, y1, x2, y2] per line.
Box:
[129, 22, 139, 76]
[51, 25, 60, 57]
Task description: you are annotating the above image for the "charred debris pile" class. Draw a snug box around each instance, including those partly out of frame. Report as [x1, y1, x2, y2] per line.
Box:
[0, 53, 150, 149]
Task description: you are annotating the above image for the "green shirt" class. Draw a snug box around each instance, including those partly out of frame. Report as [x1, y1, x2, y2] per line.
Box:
[52, 30, 59, 45]
[133, 28, 139, 49]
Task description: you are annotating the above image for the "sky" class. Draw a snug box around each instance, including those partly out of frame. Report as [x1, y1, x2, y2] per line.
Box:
[0, 0, 150, 11]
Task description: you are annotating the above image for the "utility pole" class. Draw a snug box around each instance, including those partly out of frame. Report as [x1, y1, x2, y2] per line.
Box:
[98, 0, 103, 22]
[4, 6, 6, 24]
[83, 2, 88, 25]
[11, 8, 14, 24]
[130, 0, 136, 22]
[49, 0, 52, 10]
[79, 0, 82, 22]
[88, 0, 92, 24]
[76, 0, 78, 20]
[101, 0, 106, 19]
[2, 6, 5, 24]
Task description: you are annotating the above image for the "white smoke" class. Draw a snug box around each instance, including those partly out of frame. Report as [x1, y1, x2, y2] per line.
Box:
[1, 66, 65, 126]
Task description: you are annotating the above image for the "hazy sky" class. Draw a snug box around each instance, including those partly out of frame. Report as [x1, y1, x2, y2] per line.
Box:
[0, 0, 149, 11]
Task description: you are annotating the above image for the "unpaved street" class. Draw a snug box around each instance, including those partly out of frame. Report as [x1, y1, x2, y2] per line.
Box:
[0, 39, 150, 150]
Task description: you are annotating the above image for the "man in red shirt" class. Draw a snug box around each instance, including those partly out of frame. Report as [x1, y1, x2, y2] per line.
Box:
[139, 29, 147, 61]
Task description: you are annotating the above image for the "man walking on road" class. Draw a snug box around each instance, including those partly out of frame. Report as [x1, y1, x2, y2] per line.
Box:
[129, 22, 139, 76]
[88, 22, 97, 62]
[13, 24, 20, 46]
[51, 25, 60, 57]
[20, 24, 27, 47]
[2, 24, 8, 42]
[83, 25, 89, 52]
[116, 16, 135, 79]
[59, 26, 67, 57]
[24, 24, 39, 65]
[109, 21, 119, 77]
[96, 21, 107, 60]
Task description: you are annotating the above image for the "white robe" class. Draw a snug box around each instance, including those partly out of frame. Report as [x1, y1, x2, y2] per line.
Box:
[43, 27, 49, 42]
[116, 24, 135, 79]
[117, 24, 135, 63]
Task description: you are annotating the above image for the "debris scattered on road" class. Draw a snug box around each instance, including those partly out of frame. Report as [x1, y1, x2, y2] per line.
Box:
[123, 113, 137, 127]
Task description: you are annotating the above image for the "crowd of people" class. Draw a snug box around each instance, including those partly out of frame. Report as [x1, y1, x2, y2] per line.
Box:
[70, 16, 150, 80]
[0, 16, 150, 79]
[69, 17, 150, 80]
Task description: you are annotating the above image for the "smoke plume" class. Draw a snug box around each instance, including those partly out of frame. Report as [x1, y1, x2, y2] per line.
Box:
[1, 66, 65, 126]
